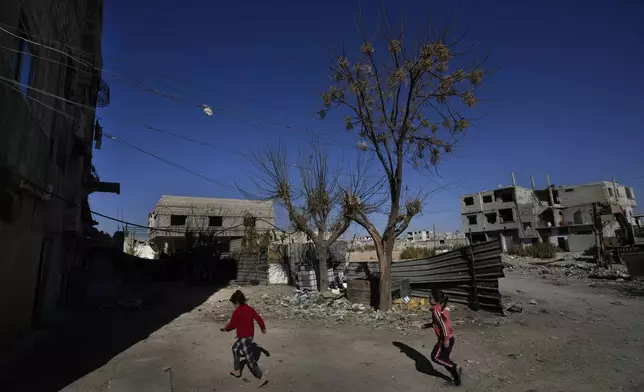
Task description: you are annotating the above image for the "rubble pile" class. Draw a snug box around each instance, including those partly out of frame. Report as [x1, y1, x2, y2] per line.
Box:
[502, 253, 644, 296]
[207, 288, 437, 332]
[257, 289, 433, 330]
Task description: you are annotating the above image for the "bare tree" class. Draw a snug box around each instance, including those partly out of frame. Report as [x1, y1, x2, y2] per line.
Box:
[245, 139, 380, 291]
[321, 8, 489, 309]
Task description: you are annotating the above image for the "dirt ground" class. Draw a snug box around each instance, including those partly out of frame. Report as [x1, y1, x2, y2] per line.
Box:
[1, 268, 644, 392]
[350, 249, 402, 261]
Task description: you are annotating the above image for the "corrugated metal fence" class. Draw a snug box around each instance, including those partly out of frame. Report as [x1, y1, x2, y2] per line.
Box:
[233, 251, 269, 285]
[346, 240, 505, 312]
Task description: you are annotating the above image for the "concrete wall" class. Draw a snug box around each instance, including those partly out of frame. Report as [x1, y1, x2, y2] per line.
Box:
[149, 196, 275, 240]
[556, 182, 637, 209]
[568, 235, 595, 253]
[0, 0, 103, 346]
[561, 204, 594, 226]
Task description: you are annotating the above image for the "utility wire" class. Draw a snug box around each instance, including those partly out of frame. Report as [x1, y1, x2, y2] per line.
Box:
[0, 28, 453, 196]
[0, 74, 373, 181]
[1, 161, 289, 236]
[0, 21, 304, 114]
[0, 77, 237, 192]
[0, 25, 207, 110]
[0, 27, 359, 150]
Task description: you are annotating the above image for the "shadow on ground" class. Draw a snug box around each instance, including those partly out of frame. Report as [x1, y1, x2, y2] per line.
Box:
[392, 341, 451, 382]
[0, 282, 223, 392]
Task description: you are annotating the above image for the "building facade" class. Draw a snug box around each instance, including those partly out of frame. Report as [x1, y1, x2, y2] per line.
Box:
[405, 229, 433, 242]
[148, 196, 276, 256]
[460, 178, 637, 252]
[0, 0, 117, 346]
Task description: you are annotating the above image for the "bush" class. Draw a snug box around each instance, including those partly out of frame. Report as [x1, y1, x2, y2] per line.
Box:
[507, 242, 557, 259]
[399, 246, 436, 260]
[362, 244, 377, 251]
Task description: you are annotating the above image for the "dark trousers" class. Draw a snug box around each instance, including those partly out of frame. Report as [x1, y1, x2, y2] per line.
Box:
[232, 337, 262, 378]
[431, 337, 459, 380]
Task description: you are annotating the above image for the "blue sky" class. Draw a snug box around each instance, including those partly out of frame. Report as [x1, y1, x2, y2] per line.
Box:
[90, 0, 644, 236]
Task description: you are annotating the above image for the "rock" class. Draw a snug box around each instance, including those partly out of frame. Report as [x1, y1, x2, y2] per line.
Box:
[507, 304, 523, 313]
[528, 300, 538, 305]
[508, 353, 522, 359]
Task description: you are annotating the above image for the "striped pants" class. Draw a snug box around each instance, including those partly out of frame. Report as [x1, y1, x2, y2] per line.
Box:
[232, 337, 263, 378]
[431, 337, 459, 379]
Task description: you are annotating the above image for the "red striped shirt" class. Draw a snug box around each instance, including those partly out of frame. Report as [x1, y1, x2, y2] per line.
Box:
[431, 303, 454, 340]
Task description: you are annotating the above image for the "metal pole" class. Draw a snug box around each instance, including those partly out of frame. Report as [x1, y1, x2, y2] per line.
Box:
[433, 223, 436, 250]
[468, 228, 480, 311]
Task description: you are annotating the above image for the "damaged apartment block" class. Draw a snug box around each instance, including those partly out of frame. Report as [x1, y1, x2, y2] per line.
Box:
[460, 173, 638, 252]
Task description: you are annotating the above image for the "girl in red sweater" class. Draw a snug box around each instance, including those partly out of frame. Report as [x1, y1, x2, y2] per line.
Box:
[427, 289, 462, 386]
[220, 290, 268, 387]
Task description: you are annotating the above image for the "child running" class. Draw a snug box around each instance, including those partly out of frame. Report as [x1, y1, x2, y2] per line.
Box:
[220, 290, 268, 387]
[427, 289, 462, 386]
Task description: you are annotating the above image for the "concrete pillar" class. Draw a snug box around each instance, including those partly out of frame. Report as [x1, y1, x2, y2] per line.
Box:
[546, 173, 559, 227]
[511, 172, 517, 187]
[546, 174, 555, 205]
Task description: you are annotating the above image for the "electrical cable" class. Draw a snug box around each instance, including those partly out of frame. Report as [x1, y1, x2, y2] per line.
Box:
[0, 75, 376, 182]
[0, 77, 238, 192]
[0, 30, 456, 204]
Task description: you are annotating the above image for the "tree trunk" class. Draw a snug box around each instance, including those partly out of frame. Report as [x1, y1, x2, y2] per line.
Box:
[317, 245, 329, 292]
[377, 240, 394, 311]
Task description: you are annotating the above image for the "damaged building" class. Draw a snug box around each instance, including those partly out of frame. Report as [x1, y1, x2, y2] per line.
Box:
[0, 0, 119, 346]
[460, 175, 638, 252]
[147, 195, 275, 256]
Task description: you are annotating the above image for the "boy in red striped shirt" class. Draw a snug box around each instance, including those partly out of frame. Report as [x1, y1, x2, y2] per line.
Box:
[426, 289, 462, 386]
[220, 290, 268, 387]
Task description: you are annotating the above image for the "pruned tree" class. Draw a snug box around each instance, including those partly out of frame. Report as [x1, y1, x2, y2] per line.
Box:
[244, 139, 380, 291]
[241, 212, 275, 254]
[320, 8, 489, 309]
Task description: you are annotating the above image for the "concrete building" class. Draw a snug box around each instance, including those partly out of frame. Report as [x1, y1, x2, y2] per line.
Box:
[0, 0, 118, 346]
[460, 175, 637, 252]
[405, 229, 433, 242]
[148, 196, 275, 255]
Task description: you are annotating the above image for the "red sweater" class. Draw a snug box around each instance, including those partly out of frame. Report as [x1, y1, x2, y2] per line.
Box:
[224, 304, 266, 338]
[431, 303, 454, 341]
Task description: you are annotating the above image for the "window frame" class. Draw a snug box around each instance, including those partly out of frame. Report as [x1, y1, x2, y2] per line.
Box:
[170, 215, 187, 226]
[208, 216, 223, 227]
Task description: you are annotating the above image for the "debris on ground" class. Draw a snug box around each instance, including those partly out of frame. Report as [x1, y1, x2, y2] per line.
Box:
[502, 253, 644, 300]
[206, 287, 474, 333]
[506, 304, 524, 313]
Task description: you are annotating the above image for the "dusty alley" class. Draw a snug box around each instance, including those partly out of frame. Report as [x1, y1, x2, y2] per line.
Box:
[1, 271, 643, 392]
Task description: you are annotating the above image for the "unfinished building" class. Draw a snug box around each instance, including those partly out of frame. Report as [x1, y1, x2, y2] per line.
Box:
[148, 196, 275, 256]
[460, 175, 637, 252]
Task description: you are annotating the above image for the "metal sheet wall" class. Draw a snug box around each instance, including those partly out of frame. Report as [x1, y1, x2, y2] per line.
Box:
[345, 240, 505, 313]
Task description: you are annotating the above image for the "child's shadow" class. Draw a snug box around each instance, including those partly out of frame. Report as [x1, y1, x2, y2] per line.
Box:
[239, 343, 271, 371]
[392, 342, 451, 381]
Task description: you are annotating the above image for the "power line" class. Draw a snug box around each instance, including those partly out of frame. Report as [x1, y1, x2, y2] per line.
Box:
[0, 77, 238, 192]
[0, 30, 455, 199]
[0, 25, 208, 110]
[103, 132, 238, 191]
[1, 161, 290, 236]
[0, 74, 372, 181]
[0, 21, 304, 114]
[0, 27, 361, 151]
